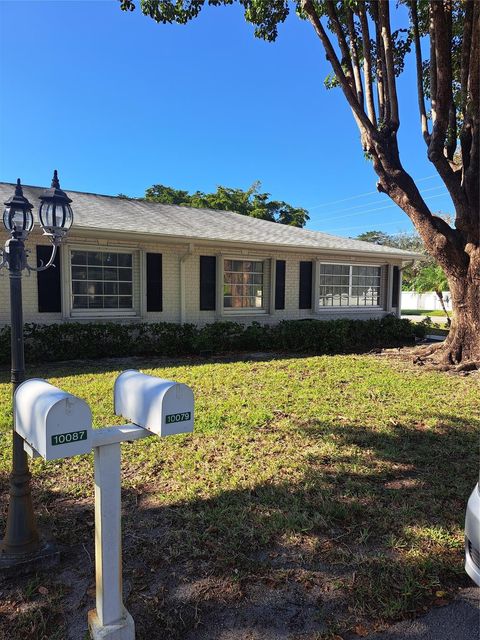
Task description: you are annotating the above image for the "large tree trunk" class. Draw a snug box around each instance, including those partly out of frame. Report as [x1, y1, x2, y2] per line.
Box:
[372, 144, 479, 368]
[440, 257, 480, 365]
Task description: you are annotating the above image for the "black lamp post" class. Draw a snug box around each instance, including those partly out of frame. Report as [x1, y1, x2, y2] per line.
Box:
[0, 172, 73, 566]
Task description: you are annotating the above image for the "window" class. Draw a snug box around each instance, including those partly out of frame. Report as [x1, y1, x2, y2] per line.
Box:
[224, 259, 264, 310]
[71, 250, 133, 310]
[319, 264, 381, 307]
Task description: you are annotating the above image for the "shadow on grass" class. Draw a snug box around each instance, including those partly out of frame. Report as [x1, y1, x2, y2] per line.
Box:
[0, 348, 407, 384]
[0, 414, 477, 640]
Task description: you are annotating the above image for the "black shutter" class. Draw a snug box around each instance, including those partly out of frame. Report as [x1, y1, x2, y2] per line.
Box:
[146, 253, 162, 312]
[275, 260, 286, 310]
[200, 256, 216, 311]
[299, 261, 313, 309]
[392, 266, 400, 308]
[37, 245, 61, 313]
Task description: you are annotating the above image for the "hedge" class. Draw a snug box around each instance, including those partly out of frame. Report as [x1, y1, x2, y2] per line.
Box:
[0, 316, 425, 365]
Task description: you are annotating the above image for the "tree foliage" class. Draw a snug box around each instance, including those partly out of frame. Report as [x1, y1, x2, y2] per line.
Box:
[355, 230, 392, 245]
[412, 262, 449, 294]
[145, 181, 310, 227]
[411, 262, 451, 324]
[356, 230, 424, 253]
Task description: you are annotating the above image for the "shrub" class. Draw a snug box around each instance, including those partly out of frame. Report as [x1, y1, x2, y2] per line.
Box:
[0, 316, 423, 365]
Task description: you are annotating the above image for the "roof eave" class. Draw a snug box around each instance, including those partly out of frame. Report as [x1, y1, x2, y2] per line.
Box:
[65, 225, 422, 261]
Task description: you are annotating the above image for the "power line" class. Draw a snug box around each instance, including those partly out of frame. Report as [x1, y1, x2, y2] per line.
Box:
[309, 189, 379, 210]
[327, 219, 415, 233]
[319, 184, 445, 218]
[319, 191, 449, 223]
[308, 174, 439, 210]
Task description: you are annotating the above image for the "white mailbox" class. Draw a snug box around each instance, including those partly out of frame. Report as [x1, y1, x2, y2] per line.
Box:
[114, 370, 194, 437]
[14, 379, 92, 461]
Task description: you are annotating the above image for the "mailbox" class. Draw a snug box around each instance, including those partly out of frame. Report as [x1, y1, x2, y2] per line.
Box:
[14, 379, 92, 461]
[114, 370, 194, 436]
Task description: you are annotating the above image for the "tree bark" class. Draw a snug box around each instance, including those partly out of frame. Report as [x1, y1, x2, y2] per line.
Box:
[438, 252, 480, 364]
[369, 136, 479, 366]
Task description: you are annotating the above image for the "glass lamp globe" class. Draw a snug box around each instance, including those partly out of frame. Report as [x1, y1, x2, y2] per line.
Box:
[38, 170, 73, 241]
[3, 179, 34, 239]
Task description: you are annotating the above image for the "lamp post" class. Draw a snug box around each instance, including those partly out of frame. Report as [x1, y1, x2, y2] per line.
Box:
[0, 172, 73, 566]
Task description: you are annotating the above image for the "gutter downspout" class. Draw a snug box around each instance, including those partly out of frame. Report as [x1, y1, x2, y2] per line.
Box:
[180, 244, 194, 324]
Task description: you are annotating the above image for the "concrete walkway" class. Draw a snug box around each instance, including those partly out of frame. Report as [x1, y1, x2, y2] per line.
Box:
[367, 588, 479, 640]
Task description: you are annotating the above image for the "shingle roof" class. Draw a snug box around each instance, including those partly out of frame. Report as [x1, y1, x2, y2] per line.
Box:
[0, 182, 420, 259]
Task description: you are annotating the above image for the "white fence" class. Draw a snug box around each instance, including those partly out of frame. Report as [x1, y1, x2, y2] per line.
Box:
[401, 291, 452, 311]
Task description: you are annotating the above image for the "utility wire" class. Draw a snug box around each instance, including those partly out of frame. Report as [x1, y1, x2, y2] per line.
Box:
[319, 191, 448, 223]
[318, 184, 445, 218]
[328, 219, 416, 233]
[308, 174, 439, 210]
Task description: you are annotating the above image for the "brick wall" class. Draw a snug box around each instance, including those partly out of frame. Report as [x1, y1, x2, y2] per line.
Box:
[0, 230, 401, 326]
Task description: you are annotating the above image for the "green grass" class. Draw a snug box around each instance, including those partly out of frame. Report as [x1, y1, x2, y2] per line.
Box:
[402, 309, 449, 317]
[0, 353, 478, 638]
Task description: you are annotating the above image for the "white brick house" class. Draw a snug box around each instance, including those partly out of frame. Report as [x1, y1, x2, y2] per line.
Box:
[0, 183, 419, 326]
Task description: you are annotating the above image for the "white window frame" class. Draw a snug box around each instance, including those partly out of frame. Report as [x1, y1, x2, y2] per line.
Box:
[316, 261, 383, 310]
[222, 255, 268, 316]
[65, 244, 140, 319]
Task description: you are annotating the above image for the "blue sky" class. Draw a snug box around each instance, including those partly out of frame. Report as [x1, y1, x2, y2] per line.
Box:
[0, 0, 451, 237]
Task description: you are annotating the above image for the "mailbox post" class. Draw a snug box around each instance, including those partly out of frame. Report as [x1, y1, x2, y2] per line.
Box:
[88, 425, 149, 640]
[14, 371, 194, 640]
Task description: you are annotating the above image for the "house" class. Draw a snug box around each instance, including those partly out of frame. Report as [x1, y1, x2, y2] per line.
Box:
[0, 183, 419, 327]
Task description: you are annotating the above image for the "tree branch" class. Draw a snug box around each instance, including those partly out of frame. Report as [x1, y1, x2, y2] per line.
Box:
[463, 0, 480, 229]
[429, 1, 451, 158]
[423, 1, 470, 227]
[371, 151, 466, 275]
[445, 3, 456, 162]
[324, 1, 356, 93]
[429, 3, 437, 124]
[410, 0, 430, 143]
[459, 1, 474, 178]
[378, 1, 399, 129]
[460, 1, 474, 116]
[300, 0, 375, 137]
[346, 8, 364, 107]
[370, 0, 389, 124]
[357, 2, 376, 126]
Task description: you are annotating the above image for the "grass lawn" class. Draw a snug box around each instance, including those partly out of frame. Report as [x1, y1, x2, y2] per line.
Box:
[0, 353, 478, 640]
[402, 310, 449, 317]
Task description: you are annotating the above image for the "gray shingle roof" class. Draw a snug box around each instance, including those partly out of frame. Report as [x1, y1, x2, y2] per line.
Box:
[0, 182, 420, 259]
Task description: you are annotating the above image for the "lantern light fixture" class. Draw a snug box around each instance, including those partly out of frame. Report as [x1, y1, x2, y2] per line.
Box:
[2, 179, 34, 240]
[38, 170, 74, 242]
[0, 171, 75, 566]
